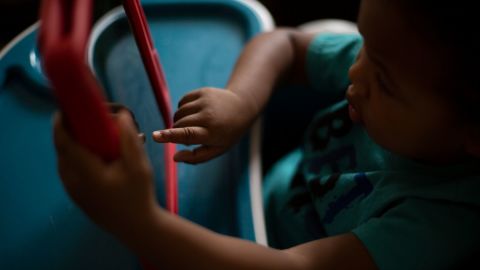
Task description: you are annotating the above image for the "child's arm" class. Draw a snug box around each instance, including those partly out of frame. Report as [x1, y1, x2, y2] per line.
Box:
[133, 209, 375, 270]
[153, 29, 314, 164]
[53, 112, 377, 270]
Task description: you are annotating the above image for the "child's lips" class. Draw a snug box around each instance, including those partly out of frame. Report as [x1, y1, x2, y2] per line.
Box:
[346, 85, 362, 124]
[348, 103, 362, 123]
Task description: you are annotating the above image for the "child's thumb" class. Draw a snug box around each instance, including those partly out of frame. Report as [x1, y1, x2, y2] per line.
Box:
[117, 110, 148, 165]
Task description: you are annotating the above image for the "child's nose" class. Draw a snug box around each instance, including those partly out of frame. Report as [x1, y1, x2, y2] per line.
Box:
[348, 48, 364, 82]
[348, 62, 359, 83]
[348, 49, 370, 99]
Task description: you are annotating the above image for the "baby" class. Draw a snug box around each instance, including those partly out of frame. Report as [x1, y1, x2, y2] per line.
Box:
[54, 0, 480, 269]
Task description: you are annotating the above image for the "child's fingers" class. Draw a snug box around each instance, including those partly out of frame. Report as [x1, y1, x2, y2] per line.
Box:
[152, 127, 209, 145]
[177, 89, 202, 108]
[116, 110, 150, 168]
[108, 103, 142, 132]
[172, 114, 204, 129]
[52, 112, 105, 182]
[52, 112, 69, 155]
[107, 102, 129, 114]
[56, 156, 85, 194]
[173, 101, 201, 123]
[138, 133, 146, 143]
[173, 146, 223, 164]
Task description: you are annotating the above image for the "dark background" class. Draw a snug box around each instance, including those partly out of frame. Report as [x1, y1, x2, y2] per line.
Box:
[0, 0, 360, 48]
[0, 0, 40, 48]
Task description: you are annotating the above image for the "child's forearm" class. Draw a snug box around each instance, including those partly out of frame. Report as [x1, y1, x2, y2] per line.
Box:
[151, 29, 314, 164]
[226, 28, 310, 118]
[120, 207, 304, 270]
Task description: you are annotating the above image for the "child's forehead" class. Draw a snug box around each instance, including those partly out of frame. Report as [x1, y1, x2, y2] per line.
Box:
[358, 0, 411, 51]
[358, 0, 441, 64]
[358, 0, 440, 50]
[359, 0, 451, 92]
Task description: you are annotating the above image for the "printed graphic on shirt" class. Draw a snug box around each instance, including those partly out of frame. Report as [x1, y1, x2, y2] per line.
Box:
[306, 100, 353, 152]
[286, 101, 374, 231]
[322, 173, 373, 224]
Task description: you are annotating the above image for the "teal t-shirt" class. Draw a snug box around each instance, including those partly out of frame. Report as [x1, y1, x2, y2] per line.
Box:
[263, 33, 480, 270]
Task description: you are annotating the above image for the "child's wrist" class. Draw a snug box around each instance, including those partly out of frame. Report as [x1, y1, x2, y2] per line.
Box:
[109, 203, 162, 243]
[121, 206, 168, 255]
[226, 87, 261, 119]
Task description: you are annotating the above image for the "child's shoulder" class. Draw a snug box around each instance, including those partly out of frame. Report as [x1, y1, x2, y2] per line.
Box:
[306, 33, 362, 95]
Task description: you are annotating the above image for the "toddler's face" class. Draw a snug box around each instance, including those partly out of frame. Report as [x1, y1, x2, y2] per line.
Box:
[346, 0, 468, 164]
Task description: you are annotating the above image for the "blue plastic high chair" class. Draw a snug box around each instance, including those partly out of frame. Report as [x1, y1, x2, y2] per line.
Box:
[0, 0, 273, 269]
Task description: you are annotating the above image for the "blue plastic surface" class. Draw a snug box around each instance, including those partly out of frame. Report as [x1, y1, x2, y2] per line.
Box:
[0, 1, 268, 269]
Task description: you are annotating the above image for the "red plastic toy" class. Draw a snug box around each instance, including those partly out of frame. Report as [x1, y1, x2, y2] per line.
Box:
[39, 0, 178, 214]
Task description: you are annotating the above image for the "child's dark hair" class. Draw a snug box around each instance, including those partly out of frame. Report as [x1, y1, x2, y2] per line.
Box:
[399, 1, 478, 123]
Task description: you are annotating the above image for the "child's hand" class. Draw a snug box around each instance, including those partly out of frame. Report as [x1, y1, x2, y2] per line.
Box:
[153, 88, 255, 164]
[53, 110, 158, 235]
[108, 102, 146, 143]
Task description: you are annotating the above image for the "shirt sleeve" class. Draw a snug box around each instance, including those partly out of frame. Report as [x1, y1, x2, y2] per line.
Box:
[306, 33, 363, 96]
[352, 198, 480, 270]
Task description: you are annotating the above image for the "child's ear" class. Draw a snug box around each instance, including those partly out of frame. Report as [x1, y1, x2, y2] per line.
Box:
[465, 126, 480, 157]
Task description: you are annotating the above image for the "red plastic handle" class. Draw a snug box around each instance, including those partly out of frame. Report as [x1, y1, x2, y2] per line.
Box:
[123, 0, 173, 128]
[39, 0, 120, 162]
[123, 0, 178, 214]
